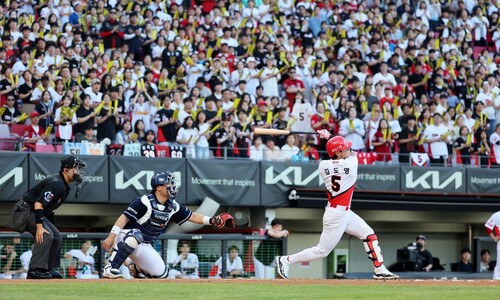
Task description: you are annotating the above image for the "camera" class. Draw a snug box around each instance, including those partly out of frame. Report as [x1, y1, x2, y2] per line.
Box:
[396, 243, 423, 271]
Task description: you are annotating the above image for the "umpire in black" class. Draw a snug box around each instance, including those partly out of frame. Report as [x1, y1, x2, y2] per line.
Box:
[23, 155, 86, 279]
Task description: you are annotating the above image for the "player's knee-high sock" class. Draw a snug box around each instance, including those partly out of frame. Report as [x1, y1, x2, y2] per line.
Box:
[363, 234, 384, 268]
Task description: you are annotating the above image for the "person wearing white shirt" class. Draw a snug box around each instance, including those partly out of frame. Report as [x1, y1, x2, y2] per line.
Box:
[281, 134, 300, 161]
[213, 246, 244, 278]
[264, 136, 284, 161]
[423, 114, 450, 165]
[476, 81, 497, 135]
[339, 107, 366, 151]
[249, 135, 266, 161]
[168, 242, 200, 279]
[64, 240, 99, 279]
[260, 59, 281, 97]
[372, 62, 397, 92]
[84, 79, 104, 107]
[243, 0, 260, 27]
[471, 8, 490, 45]
[11, 49, 30, 75]
[18, 246, 32, 279]
[230, 61, 250, 89]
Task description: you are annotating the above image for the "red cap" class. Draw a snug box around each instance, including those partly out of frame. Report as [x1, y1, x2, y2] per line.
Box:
[257, 100, 268, 107]
[30, 111, 40, 118]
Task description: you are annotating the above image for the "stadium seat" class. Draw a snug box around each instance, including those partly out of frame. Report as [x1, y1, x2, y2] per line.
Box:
[10, 124, 26, 137]
[35, 144, 56, 153]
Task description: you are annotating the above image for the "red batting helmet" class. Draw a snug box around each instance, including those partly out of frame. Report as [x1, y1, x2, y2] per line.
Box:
[326, 136, 352, 157]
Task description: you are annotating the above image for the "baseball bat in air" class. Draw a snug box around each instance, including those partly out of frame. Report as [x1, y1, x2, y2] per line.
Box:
[253, 128, 318, 136]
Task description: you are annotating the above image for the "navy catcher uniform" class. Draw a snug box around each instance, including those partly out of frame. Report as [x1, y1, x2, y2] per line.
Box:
[102, 172, 235, 278]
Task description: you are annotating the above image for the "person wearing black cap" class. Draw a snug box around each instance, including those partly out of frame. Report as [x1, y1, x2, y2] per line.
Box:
[124, 12, 145, 61]
[415, 235, 433, 272]
[20, 155, 86, 279]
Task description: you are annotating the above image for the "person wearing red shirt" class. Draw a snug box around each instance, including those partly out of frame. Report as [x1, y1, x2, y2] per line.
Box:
[310, 102, 337, 159]
[283, 68, 305, 111]
[371, 118, 394, 163]
[379, 87, 395, 108]
[393, 73, 415, 99]
[23, 111, 48, 151]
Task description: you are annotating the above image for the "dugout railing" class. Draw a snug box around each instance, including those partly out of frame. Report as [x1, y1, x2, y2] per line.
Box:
[0, 231, 287, 279]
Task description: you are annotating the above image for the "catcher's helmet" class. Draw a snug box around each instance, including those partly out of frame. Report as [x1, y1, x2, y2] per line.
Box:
[151, 171, 178, 198]
[326, 136, 352, 157]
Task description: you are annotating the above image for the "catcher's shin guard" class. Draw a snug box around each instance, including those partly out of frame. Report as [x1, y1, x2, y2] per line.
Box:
[363, 234, 384, 268]
[110, 230, 143, 269]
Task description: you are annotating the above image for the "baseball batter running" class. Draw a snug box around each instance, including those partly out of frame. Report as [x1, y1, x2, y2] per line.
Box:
[276, 130, 399, 280]
[102, 171, 234, 278]
[484, 211, 500, 280]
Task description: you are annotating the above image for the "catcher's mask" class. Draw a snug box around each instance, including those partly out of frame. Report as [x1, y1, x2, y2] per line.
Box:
[151, 171, 179, 198]
[60, 155, 86, 184]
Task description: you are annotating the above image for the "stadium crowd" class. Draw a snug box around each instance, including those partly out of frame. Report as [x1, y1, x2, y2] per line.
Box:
[0, 0, 500, 166]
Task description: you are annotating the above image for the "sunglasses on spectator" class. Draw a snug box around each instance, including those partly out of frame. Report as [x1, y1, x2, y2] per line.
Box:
[7, 98, 15, 101]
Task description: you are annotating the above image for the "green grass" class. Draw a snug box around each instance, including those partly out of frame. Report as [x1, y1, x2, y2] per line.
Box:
[0, 281, 497, 300]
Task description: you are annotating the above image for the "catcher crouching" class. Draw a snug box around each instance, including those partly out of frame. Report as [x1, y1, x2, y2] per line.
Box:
[101, 171, 234, 278]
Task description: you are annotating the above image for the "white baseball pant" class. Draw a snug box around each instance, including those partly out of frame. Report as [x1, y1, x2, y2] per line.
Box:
[114, 230, 167, 277]
[288, 205, 374, 264]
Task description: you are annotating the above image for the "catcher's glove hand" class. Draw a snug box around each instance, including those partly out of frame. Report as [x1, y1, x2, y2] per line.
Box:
[210, 213, 235, 229]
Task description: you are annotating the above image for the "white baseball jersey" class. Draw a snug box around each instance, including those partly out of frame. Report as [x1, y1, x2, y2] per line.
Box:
[291, 102, 313, 132]
[485, 211, 500, 236]
[318, 153, 358, 207]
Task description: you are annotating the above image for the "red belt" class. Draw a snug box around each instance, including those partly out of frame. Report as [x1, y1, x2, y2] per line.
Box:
[329, 202, 349, 210]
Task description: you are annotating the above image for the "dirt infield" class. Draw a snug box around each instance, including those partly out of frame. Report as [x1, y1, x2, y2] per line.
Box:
[0, 279, 498, 286]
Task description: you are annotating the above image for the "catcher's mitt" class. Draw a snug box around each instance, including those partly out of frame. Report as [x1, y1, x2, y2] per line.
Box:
[210, 212, 235, 229]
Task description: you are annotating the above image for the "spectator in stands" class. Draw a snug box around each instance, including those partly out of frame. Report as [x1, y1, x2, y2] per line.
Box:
[398, 115, 418, 164]
[249, 135, 266, 161]
[213, 245, 244, 278]
[23, 111, 48, 151]
[194, 111, 211, 159]
[281, 134, 300, 161]
[490, 124, 500, 167]
[96, 93, 119, 143]
[423, 113, 450, 166]
[472, 129, 491, 167]
[215, 114, 236, 157]
[64, 240, 99, 279]
[133, 119, 147, 144]
[115, 119, 133, 145]
[74, 94, 96, 140]
[254, 218, 289, 279]
[371, 118, 394, 163]
[176, 116, 198, 158]
[233, 110, 251, 158]
[454, 126, 472, 166]
[480, 249, 495, 272]
[453, 248, 473, 272]
[35, 90, 54, 130]
[264, 136, 283, 161]
[1, 95, 22, 124]
[339, 106, 365, 151]
[130, 91, 153, 132]
[154, 96, 177, 144]
[79, 126, 98, 144]
[168, 242, 200, 279]
[54, 95, 77, 143]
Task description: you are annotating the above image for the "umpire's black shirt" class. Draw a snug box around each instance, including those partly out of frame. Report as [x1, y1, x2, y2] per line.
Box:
[22, 173, 71, 216]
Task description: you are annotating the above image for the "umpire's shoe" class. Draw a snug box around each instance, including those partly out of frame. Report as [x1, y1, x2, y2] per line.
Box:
[103, 265, 123, 279]
[49, 268, 64, 279]
[27, 268, 52, 279]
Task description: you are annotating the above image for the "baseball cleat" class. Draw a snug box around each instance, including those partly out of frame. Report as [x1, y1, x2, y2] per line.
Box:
[373, 266, 399, 280]
[103, 265, 123, 279]
[276, 256, 289, 279]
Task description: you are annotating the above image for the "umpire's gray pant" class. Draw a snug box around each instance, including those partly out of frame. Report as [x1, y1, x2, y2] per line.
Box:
[26, 213, 62, 270]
